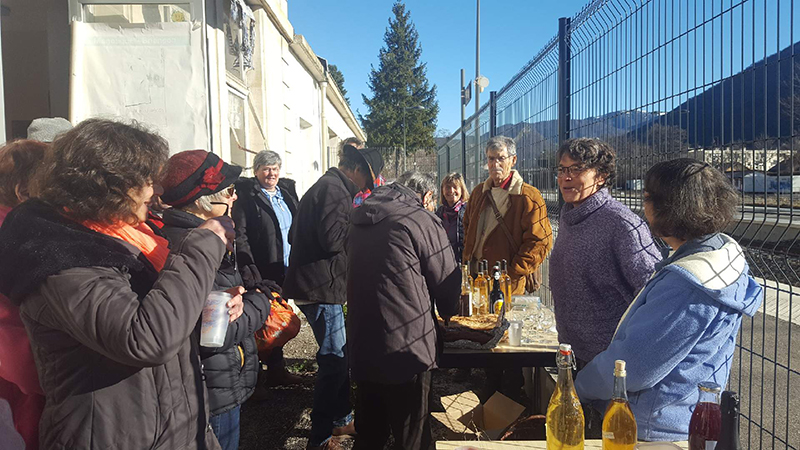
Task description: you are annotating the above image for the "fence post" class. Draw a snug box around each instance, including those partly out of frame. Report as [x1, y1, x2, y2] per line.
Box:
[490, 90, 497, 138]
[557, 17, 571, 145]
[557, 16, 571, 208]
[461, 69, 467, 178]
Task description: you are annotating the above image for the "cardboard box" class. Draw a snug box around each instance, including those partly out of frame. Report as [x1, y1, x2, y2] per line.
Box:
[432, 391, 526, 441]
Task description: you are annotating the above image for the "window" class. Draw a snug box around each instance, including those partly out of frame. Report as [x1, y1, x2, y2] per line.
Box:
[228, 89, 247, 168]
[83, 4, 191, 23]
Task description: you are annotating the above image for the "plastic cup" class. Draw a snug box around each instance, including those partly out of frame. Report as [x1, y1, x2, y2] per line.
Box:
[508, 320, 523, 346]
[200, 291, 232, 348]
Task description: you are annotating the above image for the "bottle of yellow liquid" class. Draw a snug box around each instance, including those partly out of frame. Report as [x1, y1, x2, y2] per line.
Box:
[500, 259, 512, 313]
[479, 260, 491, 314]
[602, 360, 637, 450]
[473, 263, 489, 315]
[546, 343, 585, 450]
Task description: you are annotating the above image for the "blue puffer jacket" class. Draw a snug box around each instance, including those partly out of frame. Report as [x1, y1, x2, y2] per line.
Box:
[575, 233, 763, 441]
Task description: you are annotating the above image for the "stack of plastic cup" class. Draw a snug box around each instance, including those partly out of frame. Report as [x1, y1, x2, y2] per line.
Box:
[200, 291, 232, 348]
[508, 320, 523, 346]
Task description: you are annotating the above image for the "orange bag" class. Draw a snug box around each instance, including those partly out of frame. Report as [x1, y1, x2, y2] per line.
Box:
[254, 293, 301, 361]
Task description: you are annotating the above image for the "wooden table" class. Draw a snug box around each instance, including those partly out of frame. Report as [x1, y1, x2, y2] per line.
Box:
[438, 333, 560, 414]
[439, 339, 559, 369]
[436, 439, 689, 449]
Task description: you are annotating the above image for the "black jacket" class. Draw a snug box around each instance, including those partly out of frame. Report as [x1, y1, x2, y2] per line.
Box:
[232, 177, 299, 286]
[435, 202, 467, 264]
[283, 167, 360, 304]
[0, 200, 223, 450]
[346, 183, 461, 384]
[161, 209, 271, 416]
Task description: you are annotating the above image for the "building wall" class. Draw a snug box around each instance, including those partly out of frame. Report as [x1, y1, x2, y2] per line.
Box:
[0, 0, 362, 195]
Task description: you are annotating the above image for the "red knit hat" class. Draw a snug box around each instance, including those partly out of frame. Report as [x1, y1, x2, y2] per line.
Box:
[160, 150, 242, 207]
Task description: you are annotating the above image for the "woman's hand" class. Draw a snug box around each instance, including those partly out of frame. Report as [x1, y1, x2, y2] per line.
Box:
[225, 286, 245, 322]
[199, 216, 236, 251]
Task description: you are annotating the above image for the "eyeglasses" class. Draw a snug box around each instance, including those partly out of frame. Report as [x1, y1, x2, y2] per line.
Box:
[487, 155, 511, 164]
[210, 201, 237, 273]
[554, 165, 588, 177]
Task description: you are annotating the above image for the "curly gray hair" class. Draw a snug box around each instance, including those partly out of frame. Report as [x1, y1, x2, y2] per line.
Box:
[397, 171, 438, 199]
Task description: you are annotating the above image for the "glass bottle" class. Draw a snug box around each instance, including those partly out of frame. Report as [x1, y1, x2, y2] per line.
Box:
[500, 259, 512, 313]
[460, 264, 473, 316]
[490, 264, 505, 314]
[689, 382, 722, 450]
[715, 391, 740, 450]
[473, 262, 489, 315]
[602, 360, 637, 450]
[546, 343, 585, 450]
[479, 259, 490, 313]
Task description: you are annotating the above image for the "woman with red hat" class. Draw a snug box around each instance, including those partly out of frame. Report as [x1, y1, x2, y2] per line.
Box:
[159, 149, 273, 450]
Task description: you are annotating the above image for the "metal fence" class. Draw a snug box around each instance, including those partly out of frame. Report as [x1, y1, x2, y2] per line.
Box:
[438, 1, 800, 448]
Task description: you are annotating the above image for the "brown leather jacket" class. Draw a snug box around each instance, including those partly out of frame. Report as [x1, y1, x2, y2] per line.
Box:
[462, 171, 553, 295]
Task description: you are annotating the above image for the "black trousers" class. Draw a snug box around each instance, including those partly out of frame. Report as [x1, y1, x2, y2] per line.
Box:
[353, 371, 432, 450]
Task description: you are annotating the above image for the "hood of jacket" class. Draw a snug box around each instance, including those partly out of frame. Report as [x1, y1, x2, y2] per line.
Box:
[350, 182, 427, 226]
[0, 199, 146, 305]
[662, 233, 761, 316]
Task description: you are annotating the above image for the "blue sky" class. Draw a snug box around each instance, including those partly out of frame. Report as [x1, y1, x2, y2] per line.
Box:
[288, 0, 588, 136]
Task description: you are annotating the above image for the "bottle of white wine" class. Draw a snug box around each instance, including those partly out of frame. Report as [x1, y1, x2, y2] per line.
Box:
[602, 360, 637, 450]
[546, 343, 585, 450]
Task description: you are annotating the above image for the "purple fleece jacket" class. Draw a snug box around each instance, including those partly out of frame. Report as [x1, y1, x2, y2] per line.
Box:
[548, 188, 660, 363]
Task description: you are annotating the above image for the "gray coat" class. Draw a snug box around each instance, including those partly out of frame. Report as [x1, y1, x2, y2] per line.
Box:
[346, 183, 461, 384]
[0, 200, 224, 450]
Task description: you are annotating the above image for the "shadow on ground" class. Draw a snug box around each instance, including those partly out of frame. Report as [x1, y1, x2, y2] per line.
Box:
[239, 318, 532, 449]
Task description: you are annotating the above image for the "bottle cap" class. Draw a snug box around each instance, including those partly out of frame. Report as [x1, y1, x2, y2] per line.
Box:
[721, 390, 740, 413]
[558, 343, 572, 355]
[614, 360, 626, 377]
[698, 381, 722, 393]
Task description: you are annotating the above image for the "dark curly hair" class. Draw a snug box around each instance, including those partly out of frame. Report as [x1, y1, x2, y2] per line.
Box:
[556, 138, 617, 188]
[644, 158, 739, 241]
[0, 139, 48, 207]
[32, 119, 169, 224]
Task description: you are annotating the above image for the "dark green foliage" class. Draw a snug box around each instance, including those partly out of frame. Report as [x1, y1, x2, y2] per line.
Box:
[329, 64, 349, 107]
[360, 1, 439, 149]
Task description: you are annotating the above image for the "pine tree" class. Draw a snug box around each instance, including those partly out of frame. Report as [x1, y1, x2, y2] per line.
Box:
[329, 64, 349, 107]
[361, 1, 438, 151]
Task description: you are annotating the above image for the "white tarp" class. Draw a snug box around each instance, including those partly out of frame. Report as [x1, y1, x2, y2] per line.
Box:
[70, 21, 208, 154]
[742, 172, 800, 193]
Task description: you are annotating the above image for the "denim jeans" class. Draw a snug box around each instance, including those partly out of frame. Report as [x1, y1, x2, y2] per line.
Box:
[209, 405, 241, 450]
[298, 303, 353, 447]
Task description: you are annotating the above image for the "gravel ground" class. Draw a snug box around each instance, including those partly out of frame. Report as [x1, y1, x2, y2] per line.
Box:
[238, 315, 509, 450]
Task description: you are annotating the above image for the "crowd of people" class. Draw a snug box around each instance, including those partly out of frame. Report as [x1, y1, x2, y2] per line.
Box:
[0, 116, 762, 450]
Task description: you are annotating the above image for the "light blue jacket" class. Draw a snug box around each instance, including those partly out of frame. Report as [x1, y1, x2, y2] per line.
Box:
[575, 233, 763, 441]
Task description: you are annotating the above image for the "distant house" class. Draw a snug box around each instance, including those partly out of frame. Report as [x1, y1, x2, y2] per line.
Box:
[719, 163, 753, 191]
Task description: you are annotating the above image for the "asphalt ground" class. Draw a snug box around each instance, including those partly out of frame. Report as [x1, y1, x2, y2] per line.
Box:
[730, 312, 800, 450]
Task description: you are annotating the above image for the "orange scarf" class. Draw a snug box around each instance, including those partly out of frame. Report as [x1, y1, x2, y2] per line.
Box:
[82, 220, 170, 272]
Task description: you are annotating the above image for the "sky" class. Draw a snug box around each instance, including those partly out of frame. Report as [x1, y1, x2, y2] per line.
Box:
[288, 0, 589, 137]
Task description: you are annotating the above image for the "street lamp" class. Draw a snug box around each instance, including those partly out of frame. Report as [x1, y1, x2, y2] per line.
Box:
[403, 105, 426, 174]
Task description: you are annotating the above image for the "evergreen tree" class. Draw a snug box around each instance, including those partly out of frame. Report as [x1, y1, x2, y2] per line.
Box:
[329, 64, 349, 107]
[360, 1, 438, 150]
